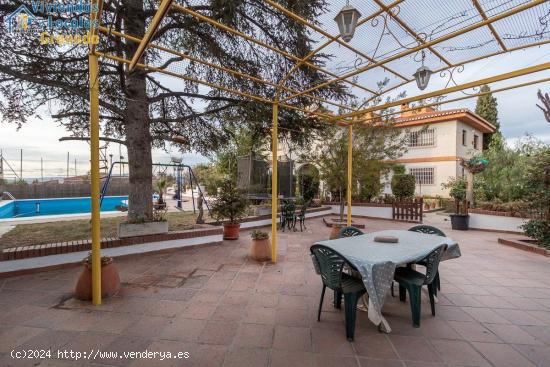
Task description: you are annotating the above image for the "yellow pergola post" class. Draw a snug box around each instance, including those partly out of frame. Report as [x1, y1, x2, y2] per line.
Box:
[89, 52, 102, 305]
[271, 102, 278, 263]
[347, 124, 353, 226]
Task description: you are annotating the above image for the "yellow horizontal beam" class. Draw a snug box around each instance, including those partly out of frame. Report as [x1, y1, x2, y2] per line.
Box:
[276, 0, 404, 93]
[372, 0, 452, 66]
[265, 0, 409, 82]
[99, 27, 355, 112]
[356, 75, 550, 124]
[472, 0, 507, 51]
[97, 52, 340, 121]
[345, 61, 550, 120]
[363, 39, 550, 105]
[170, 3, 377, 96]
[129, 0, 174, 72]
[282, 0, 547, 103]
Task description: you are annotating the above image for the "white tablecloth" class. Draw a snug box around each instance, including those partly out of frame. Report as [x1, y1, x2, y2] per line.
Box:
[314, 229, 460, 332]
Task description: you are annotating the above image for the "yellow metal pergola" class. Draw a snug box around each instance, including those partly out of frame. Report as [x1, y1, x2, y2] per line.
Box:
[86, 0, 550, 304]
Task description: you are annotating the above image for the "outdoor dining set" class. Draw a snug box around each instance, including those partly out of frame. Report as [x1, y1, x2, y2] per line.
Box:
[279, 199, 310, 232]
[310, 225, 461, 341]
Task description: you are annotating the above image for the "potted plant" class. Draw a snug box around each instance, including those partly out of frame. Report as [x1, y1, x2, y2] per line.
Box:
[211, 180, 248, 239]
[250, 230, 271, 261]
[74, 252, 120, 301]
[443, 177, 469, 230]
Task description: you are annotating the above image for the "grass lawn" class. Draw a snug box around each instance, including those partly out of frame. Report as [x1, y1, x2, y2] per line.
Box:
[0, 211, 201, 250]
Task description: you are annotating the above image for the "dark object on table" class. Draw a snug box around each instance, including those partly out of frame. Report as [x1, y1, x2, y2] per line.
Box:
[338, 226, 364, 238]
[394, 244, 446, 327]
[374, 236, 398, 243]
[310, 244, 367, 341]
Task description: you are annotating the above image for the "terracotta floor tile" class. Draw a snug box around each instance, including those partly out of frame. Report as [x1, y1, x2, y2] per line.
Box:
[350, 333, 396, 360]
[462, 307, 511, 324]
[234, 323, 274, 348]
[270, 350, 315, 367]
[222, 347, 269, 367]
[0, 326, 46, 353]
[429, 339, 490, 366]
[389, 335, 441, 362]
[513, 344, 550, 367]
[447, 321, 502, 342]
[314, 354, 360, 367]
[472, 342, 537, 367]
[310, 326, 354, 355]
[272, 325, 312, 352]
[494, 308, 544, 326]
[483, 323, 542, 345]
[245, 306, 277, 325]
[197, 320, 237, 345]
[160, 318, 206, 342]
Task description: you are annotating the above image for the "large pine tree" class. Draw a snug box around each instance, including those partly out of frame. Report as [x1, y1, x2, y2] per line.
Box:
[0, 0, 349, 221]
[475, 85, 501, 149]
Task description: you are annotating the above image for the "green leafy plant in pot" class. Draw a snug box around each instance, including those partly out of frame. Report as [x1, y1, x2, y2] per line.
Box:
[443, 177, 469, 230]
[211, 180, 248, 239]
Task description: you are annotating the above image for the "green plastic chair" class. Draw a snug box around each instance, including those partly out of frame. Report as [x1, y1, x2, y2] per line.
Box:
[394, 244, 446, 327]
[310, 244, 367, 341]
[338, 226, 364, 238]
[409, 225, 446, 294]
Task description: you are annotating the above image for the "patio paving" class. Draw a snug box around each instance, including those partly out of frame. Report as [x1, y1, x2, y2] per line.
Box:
[1, 216, 550, 366]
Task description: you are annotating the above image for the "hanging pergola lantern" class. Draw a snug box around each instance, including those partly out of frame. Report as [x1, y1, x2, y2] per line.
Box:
[414, 50, 433, 90]
[413, 66, 433, 90]
[334, 3, 361, 42]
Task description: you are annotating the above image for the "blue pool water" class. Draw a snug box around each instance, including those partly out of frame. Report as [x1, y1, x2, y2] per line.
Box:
[0, 196, 128, 219]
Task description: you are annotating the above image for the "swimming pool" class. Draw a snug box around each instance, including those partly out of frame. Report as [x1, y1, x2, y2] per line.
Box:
[0, 196, 128, 219]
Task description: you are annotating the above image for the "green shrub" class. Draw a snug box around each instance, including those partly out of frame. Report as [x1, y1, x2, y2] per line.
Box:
[211, 180, 248, 224]
[522, 220, 550, 249]
[391, 174, 415, 199]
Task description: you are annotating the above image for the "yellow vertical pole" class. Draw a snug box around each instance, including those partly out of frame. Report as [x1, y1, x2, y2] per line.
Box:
[347, 124, 353, 226]
[89, 52, 102, 305]
[271, 102, 278, 263]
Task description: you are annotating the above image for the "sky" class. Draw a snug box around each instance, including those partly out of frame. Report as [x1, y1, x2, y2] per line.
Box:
[1, 2, 549, 180]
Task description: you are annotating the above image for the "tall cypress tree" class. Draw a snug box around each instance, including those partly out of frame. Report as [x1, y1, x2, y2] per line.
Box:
[475, 85, 501, 149]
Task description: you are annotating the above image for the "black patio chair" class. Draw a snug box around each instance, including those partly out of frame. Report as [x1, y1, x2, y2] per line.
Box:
[310, 244, 367, 341]
[394, 244, 446, 327]
[338, 226, 364, 238]
[280, 201, 296, 231]
[296, 200, 310, 232]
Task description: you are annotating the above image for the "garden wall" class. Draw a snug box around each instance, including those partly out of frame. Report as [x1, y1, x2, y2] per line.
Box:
[328, 203, 393, 220]
[468, 209, 528, 233]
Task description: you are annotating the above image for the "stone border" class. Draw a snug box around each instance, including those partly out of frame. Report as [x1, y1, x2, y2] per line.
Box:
[469, 208, 529, 218]
[498, 237, 550, 257]
[323, 201, 392, 207]
[1, 227, 222, 261]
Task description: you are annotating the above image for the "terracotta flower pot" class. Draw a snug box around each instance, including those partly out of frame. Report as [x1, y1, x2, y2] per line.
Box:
[329, 222, 346, 240]
[223, 223, 241, 240]
[250, 238, 271, 261]
[74, 258, 121, 301]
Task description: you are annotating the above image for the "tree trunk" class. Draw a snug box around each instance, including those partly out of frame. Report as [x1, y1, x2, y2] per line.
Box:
[123, 0, 153, 222]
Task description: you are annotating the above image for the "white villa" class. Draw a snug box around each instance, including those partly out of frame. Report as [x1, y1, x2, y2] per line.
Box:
[385, 104, 497, 197]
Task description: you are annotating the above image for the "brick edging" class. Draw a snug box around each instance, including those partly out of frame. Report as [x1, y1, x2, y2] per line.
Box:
[324, 202, 393, 207]
[498, 237, 550, 257]
[1, 227, 222, 261]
